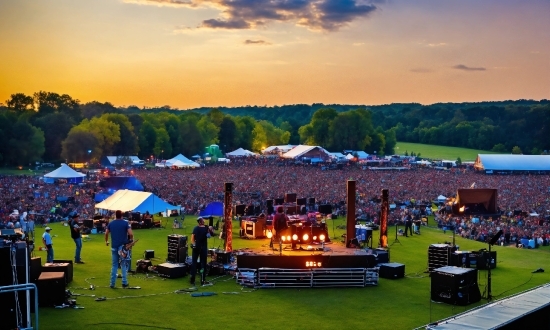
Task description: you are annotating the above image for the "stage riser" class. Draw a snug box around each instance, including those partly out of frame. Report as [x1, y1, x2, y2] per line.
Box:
[237, 254, 375, 269]
[249, 268, 378, 288]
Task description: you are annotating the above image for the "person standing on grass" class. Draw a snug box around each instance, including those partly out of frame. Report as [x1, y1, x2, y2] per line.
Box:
[189, 217, 214, 287]
[105, 210, 134, 288]
[42, 226, 53, 263]
[69, 213, 84, 264]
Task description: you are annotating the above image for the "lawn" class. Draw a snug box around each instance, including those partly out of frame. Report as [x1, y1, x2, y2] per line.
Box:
[394, 142, 498, 162]
[24, 217, 550, 330]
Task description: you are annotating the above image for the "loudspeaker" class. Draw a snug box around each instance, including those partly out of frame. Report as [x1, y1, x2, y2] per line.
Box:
[144, 250, 155, 259]
[296, 198, 307, 206]
[157, 263, 187, 279]
[266, 199, 274, 208]
[267, 206, 274, 214]
[234, 204, 246, 216]
[225, 182, 233, 192]
[285, 205, 298, 215]
[308, 197, 316, 205]
[379, 263, 405, 279]
[30, 256, 42, 283]
[431, 266, 481, 306]
[275, 198, 284, 205]
[36, 272, 66, 307]
[319, 204, 332, 214]
[476, 250, 497, 270]
[285, 193, 297, 203]
[42, 262, 72, 284]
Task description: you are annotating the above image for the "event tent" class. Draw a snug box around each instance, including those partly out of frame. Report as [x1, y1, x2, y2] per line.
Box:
[199, 201, 224, 217]
[437, 195, 447, 201]
[282, 145, 331, 159]
[95, 189, 178, 214]
[165, 154, 200, 168]
[226, 148, 257, 157]
[43, 164, 86, 183]
[474, 154, 550, 172]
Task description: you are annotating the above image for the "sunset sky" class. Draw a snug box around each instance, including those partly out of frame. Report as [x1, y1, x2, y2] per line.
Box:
[1, 0, 549, 109]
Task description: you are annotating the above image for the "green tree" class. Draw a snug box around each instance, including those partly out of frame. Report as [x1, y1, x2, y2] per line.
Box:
[103, 113, 139, 156]
[207, 108, 225, 127]
[329, 108, 373, 151]
[138, 121, 157, 159]
[511, 146, 522, 154]
[61, 129, 99, 163]
[299, 108, 338, 148]
[33, 91, 81, 121]
[154, 128, 172, 159]
[178, 119, 204, 157]
[6, 93, 34, 112]
[456, 157, 462, 166]
[33, 112, 76, 161]
[251, 122, 268, 152]
[234, 116, 256, 151]
[219, 116, 239, 152]
[197, 116, 219, 146]
[77, 117, 121, 156]
[80, 101, 118, 119]
[491, 143, 507, 152]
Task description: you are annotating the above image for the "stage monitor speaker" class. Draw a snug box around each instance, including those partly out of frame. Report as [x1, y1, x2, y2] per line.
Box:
[378, 263, 404, 279]
[267, 206, 274, 214]
[285, 205, 298, 215]
[308, 197, 316, 205]
[266, 199, 274, 208]
[234, 204, 246, 216]
[319, 204, 332, 214]
[285, 193, 297, 203]
[431, 266, 481, 306]
[296, 198, 307, 206]
[36, 272, 66, 307]
[245, 205, 254, 216]
[275, 198, 284, 205]
[225, 182, 233, 192]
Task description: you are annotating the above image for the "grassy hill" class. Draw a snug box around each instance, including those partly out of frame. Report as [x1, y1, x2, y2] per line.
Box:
[394, 142, 498, 162]
[26, 217, 550, 330]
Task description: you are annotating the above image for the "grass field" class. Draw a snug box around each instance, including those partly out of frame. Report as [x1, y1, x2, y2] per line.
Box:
[22, 217, 550, 330]
[394, 142, 498, 162]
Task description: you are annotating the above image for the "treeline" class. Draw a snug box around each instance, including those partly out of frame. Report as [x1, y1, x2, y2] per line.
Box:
[0, 91, 548, 166]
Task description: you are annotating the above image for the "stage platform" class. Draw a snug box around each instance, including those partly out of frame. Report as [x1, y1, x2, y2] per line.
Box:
[233, 243, 384, 288]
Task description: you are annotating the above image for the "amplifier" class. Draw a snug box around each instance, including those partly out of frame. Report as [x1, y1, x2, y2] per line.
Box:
[136, 259, 152, 273]
[157, 263, 187, 279]
[36, 272, 66, 307]
[216, 250, 232, 264]
[208, 261, 225, 275]
[431, 266, 481, 306]
[144, 250, 155, 259]
[42, 262, 72, 284]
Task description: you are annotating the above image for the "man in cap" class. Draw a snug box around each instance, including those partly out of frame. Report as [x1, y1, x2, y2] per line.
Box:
[189, 217, 214, 286]
[69, 213, 84, 263]
[42, 227, 53, 263]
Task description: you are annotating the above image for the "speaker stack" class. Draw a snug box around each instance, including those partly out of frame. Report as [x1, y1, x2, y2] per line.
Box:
[431, 266, 481, 305]
[167, 234, 187, 263]
[428, 244, 453, 272]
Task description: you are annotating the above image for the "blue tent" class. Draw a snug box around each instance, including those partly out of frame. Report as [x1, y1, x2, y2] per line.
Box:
[95, 189, 178, 214]
[99, 176, 144, 191]
[134, 194, 177, 214]
[199, 201, 224, 217]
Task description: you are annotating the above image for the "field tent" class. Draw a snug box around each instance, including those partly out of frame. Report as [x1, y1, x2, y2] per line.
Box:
[166, 154, 200, 168]
[95, 189, 178, 214]
[226, 148, 257, 157]
[199, 201, 224, 217]
[43, 164, 86, 183]
[437, 195, 447, 201]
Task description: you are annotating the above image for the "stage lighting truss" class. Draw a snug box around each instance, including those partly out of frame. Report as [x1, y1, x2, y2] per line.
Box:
[278, 225, 329, 247]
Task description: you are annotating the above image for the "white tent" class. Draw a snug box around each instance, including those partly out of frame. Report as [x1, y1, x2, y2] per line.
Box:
[95, 189, 178, 214]
[43, 164, 86, 183]
[226, 148, 257, 157]
[165, 154, 200, 168]
[437, 195, 447, 201]
[345, 154, 355, 160]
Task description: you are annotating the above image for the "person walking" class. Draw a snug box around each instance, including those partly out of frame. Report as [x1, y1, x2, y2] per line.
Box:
[69, 213, 84, 264]
[105, 210, 134, 288]
[42, 226, 54, 263]
[189, 217, 213, 287]
[404, 211, 413, 237]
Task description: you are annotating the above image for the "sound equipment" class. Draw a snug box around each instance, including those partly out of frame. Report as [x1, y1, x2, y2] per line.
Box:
[285, 193, 297, 203]
[428, 244, 453, 272]
[208, 261, 225, 275]
[296, 198, 307, 206]
[378, 263, 405, 279]
[451, 251, 472, 268]
[157, 262, 187, 279]
[267, 205, 274, 214]
[83, 219, 94, 229]
[167, 235, 187, 263]
[136, 259, 152, 273]
[30, 256, 42, 283]
[476, 250, 497, 270]
[42, 262, 72, 284]
[489, 230, 503, 246]
[285, 205, 298, 215]
[431, 266, 481, 306]
[234, 204, 246, 216]
[266, 199, 274, 208]
[274, 198, 284, 205]
[1, 243, 31, 328]
[144, 250, 155, 259]
[242, 220, 265, 239]
[319, 204, 332, 214]
[36, 272, 66, 307]
[365, 248, 389, 265]
[307, 197, 316, 205]
[216, 250, 232, 264]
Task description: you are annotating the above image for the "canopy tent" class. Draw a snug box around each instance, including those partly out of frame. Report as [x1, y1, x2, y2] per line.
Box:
[43, 164, 86, 183]
[226, 148, 257, 157]
[199, 201, 224, 217]
[475, 154, 550, 172]
[416, 160, 432, 165]
[165, 154, 200, 168]
[345, 154, 355, 160]
[437, 195, 447, 201]
[99, 176, 144, 191]
[95, 189, 178, 214]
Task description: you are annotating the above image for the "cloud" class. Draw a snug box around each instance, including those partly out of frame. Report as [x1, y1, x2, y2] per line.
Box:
[352, 42, 365, 46]
[124, 0, 381, 32]
[452, 64, 486, 71]
[244, 39, 271, 45]
[427, 42, 447, 47]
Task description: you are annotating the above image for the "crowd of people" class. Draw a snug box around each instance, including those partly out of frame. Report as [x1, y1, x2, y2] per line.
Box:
[1, 157, 549, 248]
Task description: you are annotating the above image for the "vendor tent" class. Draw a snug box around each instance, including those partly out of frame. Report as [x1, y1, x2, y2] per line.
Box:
[226, 148, 257, 157]
[199, 201, 224, 217]
[44, 164, 86, 183]
[437, 195, 447, 201]
[166, 154, 200, 168]
[95, 189, 178, 214]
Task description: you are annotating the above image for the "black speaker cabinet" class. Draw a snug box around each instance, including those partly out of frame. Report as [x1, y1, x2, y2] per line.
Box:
[431, 266, 481, 306]
[234, 204, 246, 216]
[42, 262, 72, 284]
[36, 272, 66, 307]
[285, 193, 297, 203]
[144, 250, 155, 259]
[476, 250, 497, 270]
[157, 263, 187, 279]
[30, 256, 42, 283]
[378, 263, 405, 279]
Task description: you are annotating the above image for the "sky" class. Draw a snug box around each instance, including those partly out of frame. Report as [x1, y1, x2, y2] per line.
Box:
[0, 0, 549, 109]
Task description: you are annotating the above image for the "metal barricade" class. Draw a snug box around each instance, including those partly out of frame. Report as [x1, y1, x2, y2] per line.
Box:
[0, 283, 39, 330]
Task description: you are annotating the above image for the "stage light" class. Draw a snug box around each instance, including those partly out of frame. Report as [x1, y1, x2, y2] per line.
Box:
[313, 236, 317, 241]
[302, 233, 309, 241]
[286, 235, 291, 241]
[281, 236, 286, 242]
[459, 206, 465, 213]
[292, 234, 298, 241]
[319, 234, 325, 242]
[267, 230, 273, 239]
